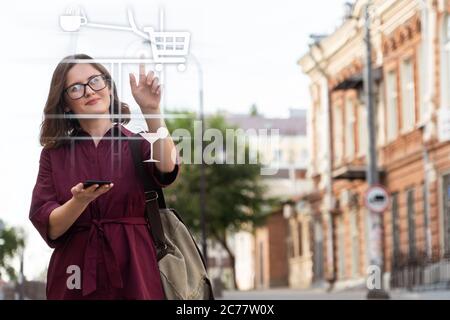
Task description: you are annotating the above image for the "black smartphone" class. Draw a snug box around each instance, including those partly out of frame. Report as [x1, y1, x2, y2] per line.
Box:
[83, 180, 112, 189]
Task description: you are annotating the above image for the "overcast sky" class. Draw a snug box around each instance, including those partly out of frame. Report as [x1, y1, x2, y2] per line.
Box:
[0, 0, 348, 280]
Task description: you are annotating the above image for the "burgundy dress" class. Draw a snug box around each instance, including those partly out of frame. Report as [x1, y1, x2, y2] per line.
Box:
[29, 123, 179, 300]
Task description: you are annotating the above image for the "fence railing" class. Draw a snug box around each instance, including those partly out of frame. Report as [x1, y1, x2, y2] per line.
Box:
[390, 252, 450, 290]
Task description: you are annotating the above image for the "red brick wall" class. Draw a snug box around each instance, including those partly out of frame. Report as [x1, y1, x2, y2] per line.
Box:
[429, 142, 450, 257]
[254, 210, 289, 288]
[382, 155, 425, 272]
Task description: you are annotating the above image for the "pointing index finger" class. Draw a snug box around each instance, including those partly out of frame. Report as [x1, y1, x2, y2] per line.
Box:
[139, 61, 146, 84]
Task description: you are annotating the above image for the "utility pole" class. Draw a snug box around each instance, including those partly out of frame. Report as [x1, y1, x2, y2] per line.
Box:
[363, 0, 389, 299]
[196, 57, 208, 267]
[187, 54, 207, 266]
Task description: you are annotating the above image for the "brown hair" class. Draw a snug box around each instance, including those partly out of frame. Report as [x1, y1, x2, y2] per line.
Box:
[39, 54, 130, 149]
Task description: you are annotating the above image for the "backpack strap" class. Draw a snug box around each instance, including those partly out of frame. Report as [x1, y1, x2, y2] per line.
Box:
[129, 133, 168, 259]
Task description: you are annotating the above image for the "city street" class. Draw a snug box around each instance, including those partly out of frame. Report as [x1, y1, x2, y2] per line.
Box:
[4, 0, 450, 302]
[220, 288, 450, 300]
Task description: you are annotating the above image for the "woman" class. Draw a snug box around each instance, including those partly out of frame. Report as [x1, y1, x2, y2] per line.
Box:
[29, 54, 179, 299]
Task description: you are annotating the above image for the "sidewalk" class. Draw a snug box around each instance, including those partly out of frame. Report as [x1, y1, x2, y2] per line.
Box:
[219, 287, 450, 300]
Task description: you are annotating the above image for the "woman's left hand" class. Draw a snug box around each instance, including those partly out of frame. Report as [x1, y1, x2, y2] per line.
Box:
[129, 63, 161, 113]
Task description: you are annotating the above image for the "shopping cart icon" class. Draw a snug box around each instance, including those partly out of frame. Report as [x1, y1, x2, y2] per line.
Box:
[59, 7, 191, 72]
[144, 27, 190, 71]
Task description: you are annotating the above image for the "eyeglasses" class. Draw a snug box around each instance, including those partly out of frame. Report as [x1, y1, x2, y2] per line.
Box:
[64, 74, 109, 100]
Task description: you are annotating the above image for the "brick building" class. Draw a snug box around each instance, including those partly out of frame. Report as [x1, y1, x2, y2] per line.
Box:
[254, 210, 289, 288]
[299, 0, 450, 290]
[226, 111, 312, 290]
[283, 195, 317, 289]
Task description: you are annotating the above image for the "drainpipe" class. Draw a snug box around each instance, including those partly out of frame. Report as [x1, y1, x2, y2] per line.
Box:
[308, 43, 336, 285]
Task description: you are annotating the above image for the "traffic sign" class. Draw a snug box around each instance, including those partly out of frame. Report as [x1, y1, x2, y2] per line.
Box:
[364, 185, 390, 213]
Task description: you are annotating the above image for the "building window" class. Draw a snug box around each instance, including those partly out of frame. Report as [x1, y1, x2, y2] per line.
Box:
[416, 44, 425, 123]
[316, 102, 324, 165]
[406, 188, 416, 261]
[337, 215, 346, 279]
[442, 174, 450, 257]
[358, 103, 368, 156]
[297, 222, 303, 257]
[391, 193, 400, 267]
[314, 220, 324, 280]
[301, 149, 308, 165]
[287, 222, 295, 259]
[350, 210, 360, 277]
[273, 149, 283, 163]
[345, 97, 355, 158]
[377, 83, 386, 146]
[386, 70, 398, 141]
[312, 106, 318, 172]
[400, 58, 416, 132]
[423, 184, 430, 258]
[333, 105, 344, 164]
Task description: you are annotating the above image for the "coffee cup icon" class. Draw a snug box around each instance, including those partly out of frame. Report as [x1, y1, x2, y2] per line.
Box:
[60, 15, 87, 32]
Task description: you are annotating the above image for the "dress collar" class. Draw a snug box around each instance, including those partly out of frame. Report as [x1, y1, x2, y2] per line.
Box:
[75, 123, 126, 137]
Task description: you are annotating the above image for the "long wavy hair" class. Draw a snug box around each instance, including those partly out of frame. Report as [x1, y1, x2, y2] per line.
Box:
[40, 54, 130, 149]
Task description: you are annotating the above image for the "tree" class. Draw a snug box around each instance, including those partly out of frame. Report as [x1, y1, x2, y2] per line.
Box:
[164, 111, 278, 289]
[0, 220, 25, 281]
[249, 104, 259, 116]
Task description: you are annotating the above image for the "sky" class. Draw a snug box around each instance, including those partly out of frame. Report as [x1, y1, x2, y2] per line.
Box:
[0, 0, 348, 280]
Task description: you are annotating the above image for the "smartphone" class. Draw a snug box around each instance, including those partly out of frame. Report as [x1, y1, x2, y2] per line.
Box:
[83, 180, 112, 189]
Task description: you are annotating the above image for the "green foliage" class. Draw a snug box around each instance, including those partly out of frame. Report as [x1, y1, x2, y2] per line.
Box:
[0, 220, 25, 281]
[249, 104, 259, 116]
[164, 111, 278, 240]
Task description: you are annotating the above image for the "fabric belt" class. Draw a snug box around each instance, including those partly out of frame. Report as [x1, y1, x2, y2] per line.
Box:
[72, 217, 148, 296]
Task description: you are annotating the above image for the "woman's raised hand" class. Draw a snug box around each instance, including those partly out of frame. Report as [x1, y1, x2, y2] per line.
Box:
[71, 182, 114, 204]
[129, 62, 161, 113]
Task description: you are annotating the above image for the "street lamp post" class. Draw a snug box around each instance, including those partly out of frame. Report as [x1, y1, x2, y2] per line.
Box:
[189, 54, 208, 267]
[363, 1, 389, 299]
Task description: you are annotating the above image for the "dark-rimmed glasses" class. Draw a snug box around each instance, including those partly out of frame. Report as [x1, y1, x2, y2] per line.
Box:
[64, 74, 109, 100]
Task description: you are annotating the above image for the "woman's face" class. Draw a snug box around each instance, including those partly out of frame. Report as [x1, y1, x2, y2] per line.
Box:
[63, 64, 111, 116]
